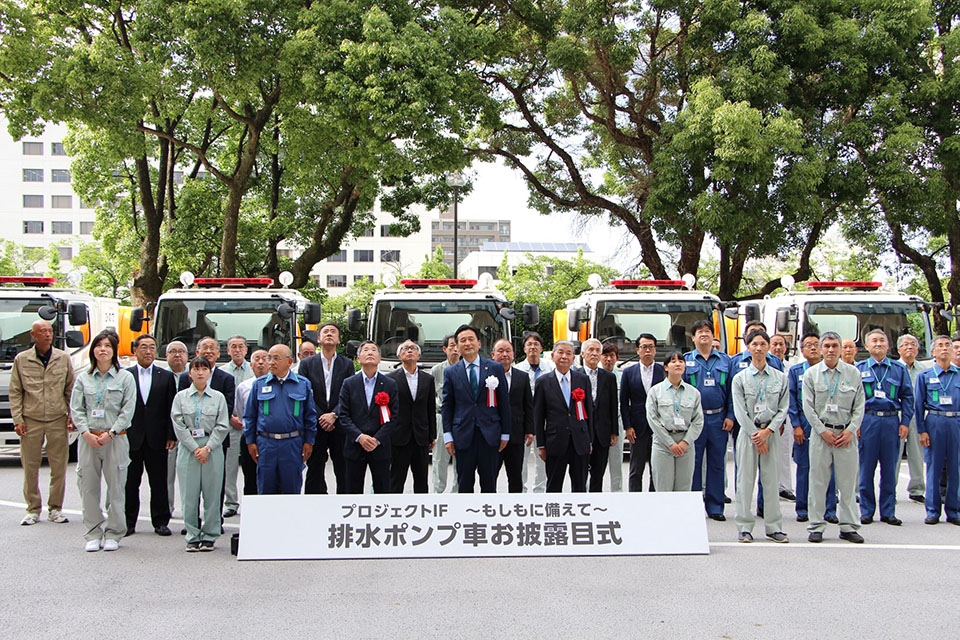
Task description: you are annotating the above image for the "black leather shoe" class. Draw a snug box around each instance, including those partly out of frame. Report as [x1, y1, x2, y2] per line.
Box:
[155, 525, 172, 536]
[756, 508, 764, 518]
[839, 531, 865, 544]
[779, 489, 796, 501]
[880, 516, 902, 526]
[825, 515, 839, 524]
[708, 513, 726, 522]
[124, 527, 135, 537]
[909, 494, 925, 504]
[807, 532, 823, 543]
[860, 516, 873, 525]
[948, 517, 960, 526]
[180, 527, 187, 535]
[223, 508, 238, 518]
[796, 515, 809, 522]
[924, 516, 939, 525]
[724, 495, 732, 504]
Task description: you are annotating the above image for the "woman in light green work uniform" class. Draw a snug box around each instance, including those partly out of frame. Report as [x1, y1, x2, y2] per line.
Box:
[70, 330, 137, 552]
[171, 356, 230, 552]
[646, 351, 703, 492]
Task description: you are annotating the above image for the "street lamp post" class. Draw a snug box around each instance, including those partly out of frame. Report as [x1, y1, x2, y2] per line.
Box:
[445, 173, 466, 278]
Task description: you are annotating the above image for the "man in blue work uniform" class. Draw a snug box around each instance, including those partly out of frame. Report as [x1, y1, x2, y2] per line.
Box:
[914, 335, 960, 525]
[684, 319, 734, 521]
[789, 331, 838, 523]
[856, 329, 914, 526]
[244, 344, 318, 494]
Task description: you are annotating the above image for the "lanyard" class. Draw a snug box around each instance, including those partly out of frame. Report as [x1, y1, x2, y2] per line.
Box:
[751, 368, 769, 403]
[872, 359, 889, 386]
[939, 370, 955, 392]
[94, 373, 109, 407]
[193, 392, 206, 426]
[823, 366, 841, 400]
[668, 384, 684, 415]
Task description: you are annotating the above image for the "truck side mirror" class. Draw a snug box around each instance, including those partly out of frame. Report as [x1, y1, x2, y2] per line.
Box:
[38, 305, 58, 321]
[277, 302, 295, 320]
[345, 340, 361, 359]
[499, 307, 517, 321]
[67, 302, 88, 326]
[301, 330, 319, 345]
[347, 308, 362, 333]
[130, 307, 145, 332]
[303, 302, 321, 325]
[567, 308, 580, 332]
[523, 303, 540, 326]
[65, 330, 85, 348]
[743, 302, 761, 324]
[776, 308, 790, 333]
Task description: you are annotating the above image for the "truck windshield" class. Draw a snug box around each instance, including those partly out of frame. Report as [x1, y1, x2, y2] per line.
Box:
[594, 300, 716, 353]
[371, 299, 507, 362]
[0, 298, 48, 363]
[153, 299, 293, 361]
[805, 301, 931, 361]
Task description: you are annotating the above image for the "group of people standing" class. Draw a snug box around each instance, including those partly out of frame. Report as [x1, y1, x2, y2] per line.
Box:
[12, 314, 959, 552]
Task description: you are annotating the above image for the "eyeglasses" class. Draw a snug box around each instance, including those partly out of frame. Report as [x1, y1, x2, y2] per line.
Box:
[638, 345, 656, 351]
[136, 345, 157, 351]
[268, 355, 291, 361]
[166, 349, 187, 355]
[399, 345, 419, 352]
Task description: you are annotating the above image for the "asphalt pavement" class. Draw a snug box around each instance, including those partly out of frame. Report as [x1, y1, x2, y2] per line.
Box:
[1, 453, 958, 640]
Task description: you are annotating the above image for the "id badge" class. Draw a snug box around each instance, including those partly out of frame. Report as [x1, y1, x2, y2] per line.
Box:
[261, 385, 272, 394]
[739, 362, 748, 369]
[190, 428, 205, 438]
[930, 377, 940, 385]
[754, 404, 767, 414]
[861, 370, 871, 378]
[685, 361, 696, 368]
[873, 389, 886, 399]
[825, 403, 839, 413]
[704, 378, 716, 387]
[941, 396, 953, 406]
[91, 409, 105, 418]
[673, 416, 686, 428]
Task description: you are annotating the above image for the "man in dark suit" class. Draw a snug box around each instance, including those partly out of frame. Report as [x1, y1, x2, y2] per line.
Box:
[535, 340, 594, 492]
[300, 322, 354, 494]
[125, 334, 177, 536]
[386, 340, 436, 493]
[177, 336, 235, 532]
[492, 339, 533, 493]
[620, 333, 664, 491]
[581, 338, 619, 492]
[339, 341, 399, 494]
[442, 325, 512, 493]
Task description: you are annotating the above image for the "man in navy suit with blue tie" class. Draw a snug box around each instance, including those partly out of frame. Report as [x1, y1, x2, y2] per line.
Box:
[442, 325, 512, 493]
[338, 341, 399, 494]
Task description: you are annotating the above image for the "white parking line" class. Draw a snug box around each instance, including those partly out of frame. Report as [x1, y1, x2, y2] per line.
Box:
[0, 499, 240, 530]
[712, 541, 960, 551]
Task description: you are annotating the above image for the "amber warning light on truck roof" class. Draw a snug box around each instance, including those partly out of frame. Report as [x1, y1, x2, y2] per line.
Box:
[399, 278, 478, 289]
[610, 279, 687, 290]
[806, 281, 882, 291]
[0, 276, 57, 287]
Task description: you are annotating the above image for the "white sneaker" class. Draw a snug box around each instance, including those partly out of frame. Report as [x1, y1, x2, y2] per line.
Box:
[85, 539, 101, 552]
[102, 539, 119, 552]
[48, 509, 69, 524]
[20, 513, 40, 526]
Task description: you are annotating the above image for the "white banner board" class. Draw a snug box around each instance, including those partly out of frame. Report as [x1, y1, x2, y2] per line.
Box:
[237, 491, 709, 560]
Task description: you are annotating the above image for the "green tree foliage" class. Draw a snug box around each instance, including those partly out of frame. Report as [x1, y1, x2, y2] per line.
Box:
[496, 250, 617, 348]
[412, 245, 454, 280]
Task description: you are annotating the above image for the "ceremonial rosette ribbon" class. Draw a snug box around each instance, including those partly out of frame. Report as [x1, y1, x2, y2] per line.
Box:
[374, 391, 391, 424]
[571, 387, 587, 420]
[485, 375, 499, 407]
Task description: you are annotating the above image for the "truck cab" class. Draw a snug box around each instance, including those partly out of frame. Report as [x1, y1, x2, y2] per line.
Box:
[129, 272, 321, 366]
[348, 277, 539, 372]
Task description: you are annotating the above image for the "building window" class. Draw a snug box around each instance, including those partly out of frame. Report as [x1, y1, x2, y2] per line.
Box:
[23, 195, 43, 208]
[80, 221, 95, 235]
[52, 221, 73, 234]
[500, 225, 511, 235]
[22, 141, 43, 155]
[354, 274, 374, 283]
[276, 249, 293, 259]
[327, 249, 347, 262]
[173, 170, 184, 184]
[23, 168, 43, 182]
[23, 221, 44, 234]
[326, 274, 347, 288]
[51, 169, 71, 183]
[58, 246, 73, 260]
[51, 142, 66, 156]
[354, 249, 373, 262]
[381, 249, 400, 263]
[51, 195, 73, 209]
[360, 228, 374, 237]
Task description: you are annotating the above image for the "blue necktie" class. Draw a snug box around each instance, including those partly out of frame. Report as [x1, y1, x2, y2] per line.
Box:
[561, 374, 570, 406]
[533, 365, 541, 380]
[470, 363, 478, 395]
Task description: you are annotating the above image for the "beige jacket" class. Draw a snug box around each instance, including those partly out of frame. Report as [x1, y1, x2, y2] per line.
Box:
[9, 348, 75, 424]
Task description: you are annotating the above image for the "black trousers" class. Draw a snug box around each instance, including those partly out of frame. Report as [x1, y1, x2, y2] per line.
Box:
[499, 441, 526, 493]
[390, 440, 430, 493]
[345, 457, 391, 494]
[545, 437, 588, 492]
[588, 439, 610, 492]
[239, 434, 258, 496]
[628, 428, 655, 492]
[305, 429, 346, 494]
[455, 428, 500, 493]
[125, 445, 171, 529]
